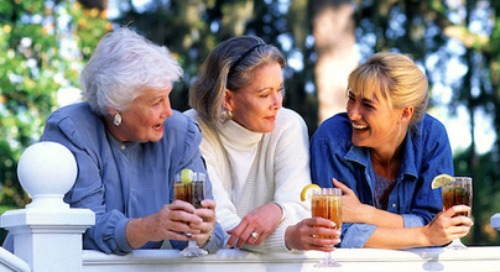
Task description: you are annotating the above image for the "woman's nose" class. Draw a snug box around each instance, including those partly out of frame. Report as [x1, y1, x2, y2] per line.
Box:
[273, 92, 283, 110]
[162, 100, 173, 118]
[347, 103, 360, 120]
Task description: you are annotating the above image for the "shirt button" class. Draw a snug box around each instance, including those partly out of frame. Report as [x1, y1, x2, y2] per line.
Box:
[392, 203, 396, 208]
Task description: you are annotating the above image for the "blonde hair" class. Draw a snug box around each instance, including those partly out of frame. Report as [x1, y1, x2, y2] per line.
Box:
[189, 35, 285, 126]
[347, 52, 428, 127]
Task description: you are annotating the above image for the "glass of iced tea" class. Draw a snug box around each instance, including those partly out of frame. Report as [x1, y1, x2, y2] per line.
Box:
[174, 171, 208, 257]
[311, 188, 342, 267]
[441, 176, 472, 250]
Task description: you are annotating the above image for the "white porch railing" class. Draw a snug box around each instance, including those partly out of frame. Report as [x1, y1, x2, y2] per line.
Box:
[0, 141, 499, 272]
[81, 246, 500, 272]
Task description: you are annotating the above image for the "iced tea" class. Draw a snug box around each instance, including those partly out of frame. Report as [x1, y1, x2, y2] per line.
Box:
[174, 182, 192, 202]
[312, 188, 342, 233]
[442, 177, 472, 217]
[173, 171, 208, 257]
[174, 172, 205, 208]
[191, 180, 204, 208]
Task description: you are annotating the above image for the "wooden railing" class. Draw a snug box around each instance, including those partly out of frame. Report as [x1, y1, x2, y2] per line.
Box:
[0, 142, 499, 272]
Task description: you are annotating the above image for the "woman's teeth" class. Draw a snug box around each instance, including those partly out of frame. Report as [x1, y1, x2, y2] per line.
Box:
[352, 123, 368, 130]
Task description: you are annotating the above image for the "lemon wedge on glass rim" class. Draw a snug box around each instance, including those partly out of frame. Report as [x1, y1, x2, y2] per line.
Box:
[300, 184, 322, 201]
[180, 168, 193, 184]
[431, 174, 454, 189]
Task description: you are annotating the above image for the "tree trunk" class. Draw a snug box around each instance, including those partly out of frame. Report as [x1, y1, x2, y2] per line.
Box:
[310, 0, 358, 124]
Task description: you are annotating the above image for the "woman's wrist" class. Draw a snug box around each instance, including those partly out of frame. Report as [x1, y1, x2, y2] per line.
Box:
[284, 225, 297, 251]
[274, 202, 287, 223]
[199, 232, 213, 248]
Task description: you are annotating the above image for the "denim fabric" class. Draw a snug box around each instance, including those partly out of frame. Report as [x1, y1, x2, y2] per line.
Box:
[310, 113, 453, 248]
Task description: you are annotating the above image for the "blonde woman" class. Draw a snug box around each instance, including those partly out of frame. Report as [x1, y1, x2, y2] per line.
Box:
[310, 52, 473, 249]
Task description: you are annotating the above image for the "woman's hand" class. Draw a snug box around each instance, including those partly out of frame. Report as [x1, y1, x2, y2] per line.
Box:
[284, 218, 341, 252]
[190, 199, 217, 247]
[332, 178, 367, 223]
[125, 200, 204, 248]
[226, 203, 283, 249]
[424, 205, 473, 246]
[333, 178, 406, 227]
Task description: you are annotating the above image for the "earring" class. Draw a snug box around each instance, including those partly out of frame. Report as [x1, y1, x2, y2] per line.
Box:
[113, 112, 122, 126]
[220, 109, 233, 123]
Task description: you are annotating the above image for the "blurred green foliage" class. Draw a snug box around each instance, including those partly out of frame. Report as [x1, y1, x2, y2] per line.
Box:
[0, 0, 111, 208]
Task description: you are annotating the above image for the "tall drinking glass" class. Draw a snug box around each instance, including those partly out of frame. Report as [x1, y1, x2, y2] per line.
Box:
[441, 176, 473, 250]
[312, 188, 342, 267]
[174, 172, 208, 257]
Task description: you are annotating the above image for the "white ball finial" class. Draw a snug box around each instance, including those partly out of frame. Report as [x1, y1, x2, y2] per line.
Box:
[17, 141, 77, 209]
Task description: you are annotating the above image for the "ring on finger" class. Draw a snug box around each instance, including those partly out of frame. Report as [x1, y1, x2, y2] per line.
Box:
[251, 232, 260, 240]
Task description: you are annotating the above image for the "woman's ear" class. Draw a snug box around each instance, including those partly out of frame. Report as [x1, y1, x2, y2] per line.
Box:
[107, 107, 117, 117]
[401, 105, 414, 123]
[224, 89, 234, 112]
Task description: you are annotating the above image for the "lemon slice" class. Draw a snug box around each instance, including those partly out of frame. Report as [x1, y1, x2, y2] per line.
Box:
[181, 168, 193, 184]
[300, 184, 322, 201]
[431, 174, 454, 189]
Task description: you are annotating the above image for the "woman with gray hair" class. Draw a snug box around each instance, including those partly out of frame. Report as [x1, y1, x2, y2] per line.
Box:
[185, 35, 340, 253]
[4, 27, 223, 255]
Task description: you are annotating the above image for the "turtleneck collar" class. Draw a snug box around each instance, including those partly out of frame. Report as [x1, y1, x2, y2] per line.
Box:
[218, 120, 263, 150]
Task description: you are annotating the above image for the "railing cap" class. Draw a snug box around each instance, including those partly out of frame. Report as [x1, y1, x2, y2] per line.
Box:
[17, 141, 77, 209]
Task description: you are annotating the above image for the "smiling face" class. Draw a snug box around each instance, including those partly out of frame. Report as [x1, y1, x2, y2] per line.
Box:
[224, 62, 284, 133]
[107, 85, 174, 143]
[346, 90, 411, 153]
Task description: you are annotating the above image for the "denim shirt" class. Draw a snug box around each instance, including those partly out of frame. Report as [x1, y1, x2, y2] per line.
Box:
[310, 113, 453, 248]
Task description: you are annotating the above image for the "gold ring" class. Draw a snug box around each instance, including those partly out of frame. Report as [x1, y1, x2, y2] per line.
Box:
[251, 232, 260, 240]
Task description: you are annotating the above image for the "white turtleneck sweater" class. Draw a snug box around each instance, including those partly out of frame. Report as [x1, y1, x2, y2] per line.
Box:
[184, 108, 311, 252]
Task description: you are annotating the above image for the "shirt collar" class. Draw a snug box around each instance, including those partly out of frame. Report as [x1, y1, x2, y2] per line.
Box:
[344, 125, 421, 180]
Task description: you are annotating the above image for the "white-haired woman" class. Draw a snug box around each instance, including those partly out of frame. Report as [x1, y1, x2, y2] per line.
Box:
[3, 27, 223, 255]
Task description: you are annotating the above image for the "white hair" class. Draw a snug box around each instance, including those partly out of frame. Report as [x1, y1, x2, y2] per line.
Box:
[80, 27, 183, 115]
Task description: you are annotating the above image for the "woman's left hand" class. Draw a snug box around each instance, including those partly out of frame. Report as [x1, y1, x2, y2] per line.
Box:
[332, 178, 367, 223]
[226, 203, 283, 248]
[190, 199, 217, 247]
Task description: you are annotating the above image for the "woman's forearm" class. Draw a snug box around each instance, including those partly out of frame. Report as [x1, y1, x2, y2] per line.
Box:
[363, 225, 430, 249]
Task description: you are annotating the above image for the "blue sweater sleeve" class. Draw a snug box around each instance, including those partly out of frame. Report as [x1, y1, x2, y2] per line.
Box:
[39, 105, 224, 254]
[40, 108, 133, 255]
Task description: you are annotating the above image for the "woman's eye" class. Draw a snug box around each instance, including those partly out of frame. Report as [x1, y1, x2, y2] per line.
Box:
[363, 103, 374, 110]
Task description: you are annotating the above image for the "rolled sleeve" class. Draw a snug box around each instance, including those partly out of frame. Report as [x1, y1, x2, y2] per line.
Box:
[115, 218, 133, 253]
[201, 223, 225, 253]
[402, 214, 425, 228]
[340, 223, 376, 248]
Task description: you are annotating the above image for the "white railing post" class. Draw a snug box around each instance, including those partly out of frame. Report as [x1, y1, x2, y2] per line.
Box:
[1, 141, 95, 272]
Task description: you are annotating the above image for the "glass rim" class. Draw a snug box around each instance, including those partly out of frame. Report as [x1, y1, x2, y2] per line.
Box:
[313, 187, 342, 195]
[451, 176, 472, 182]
